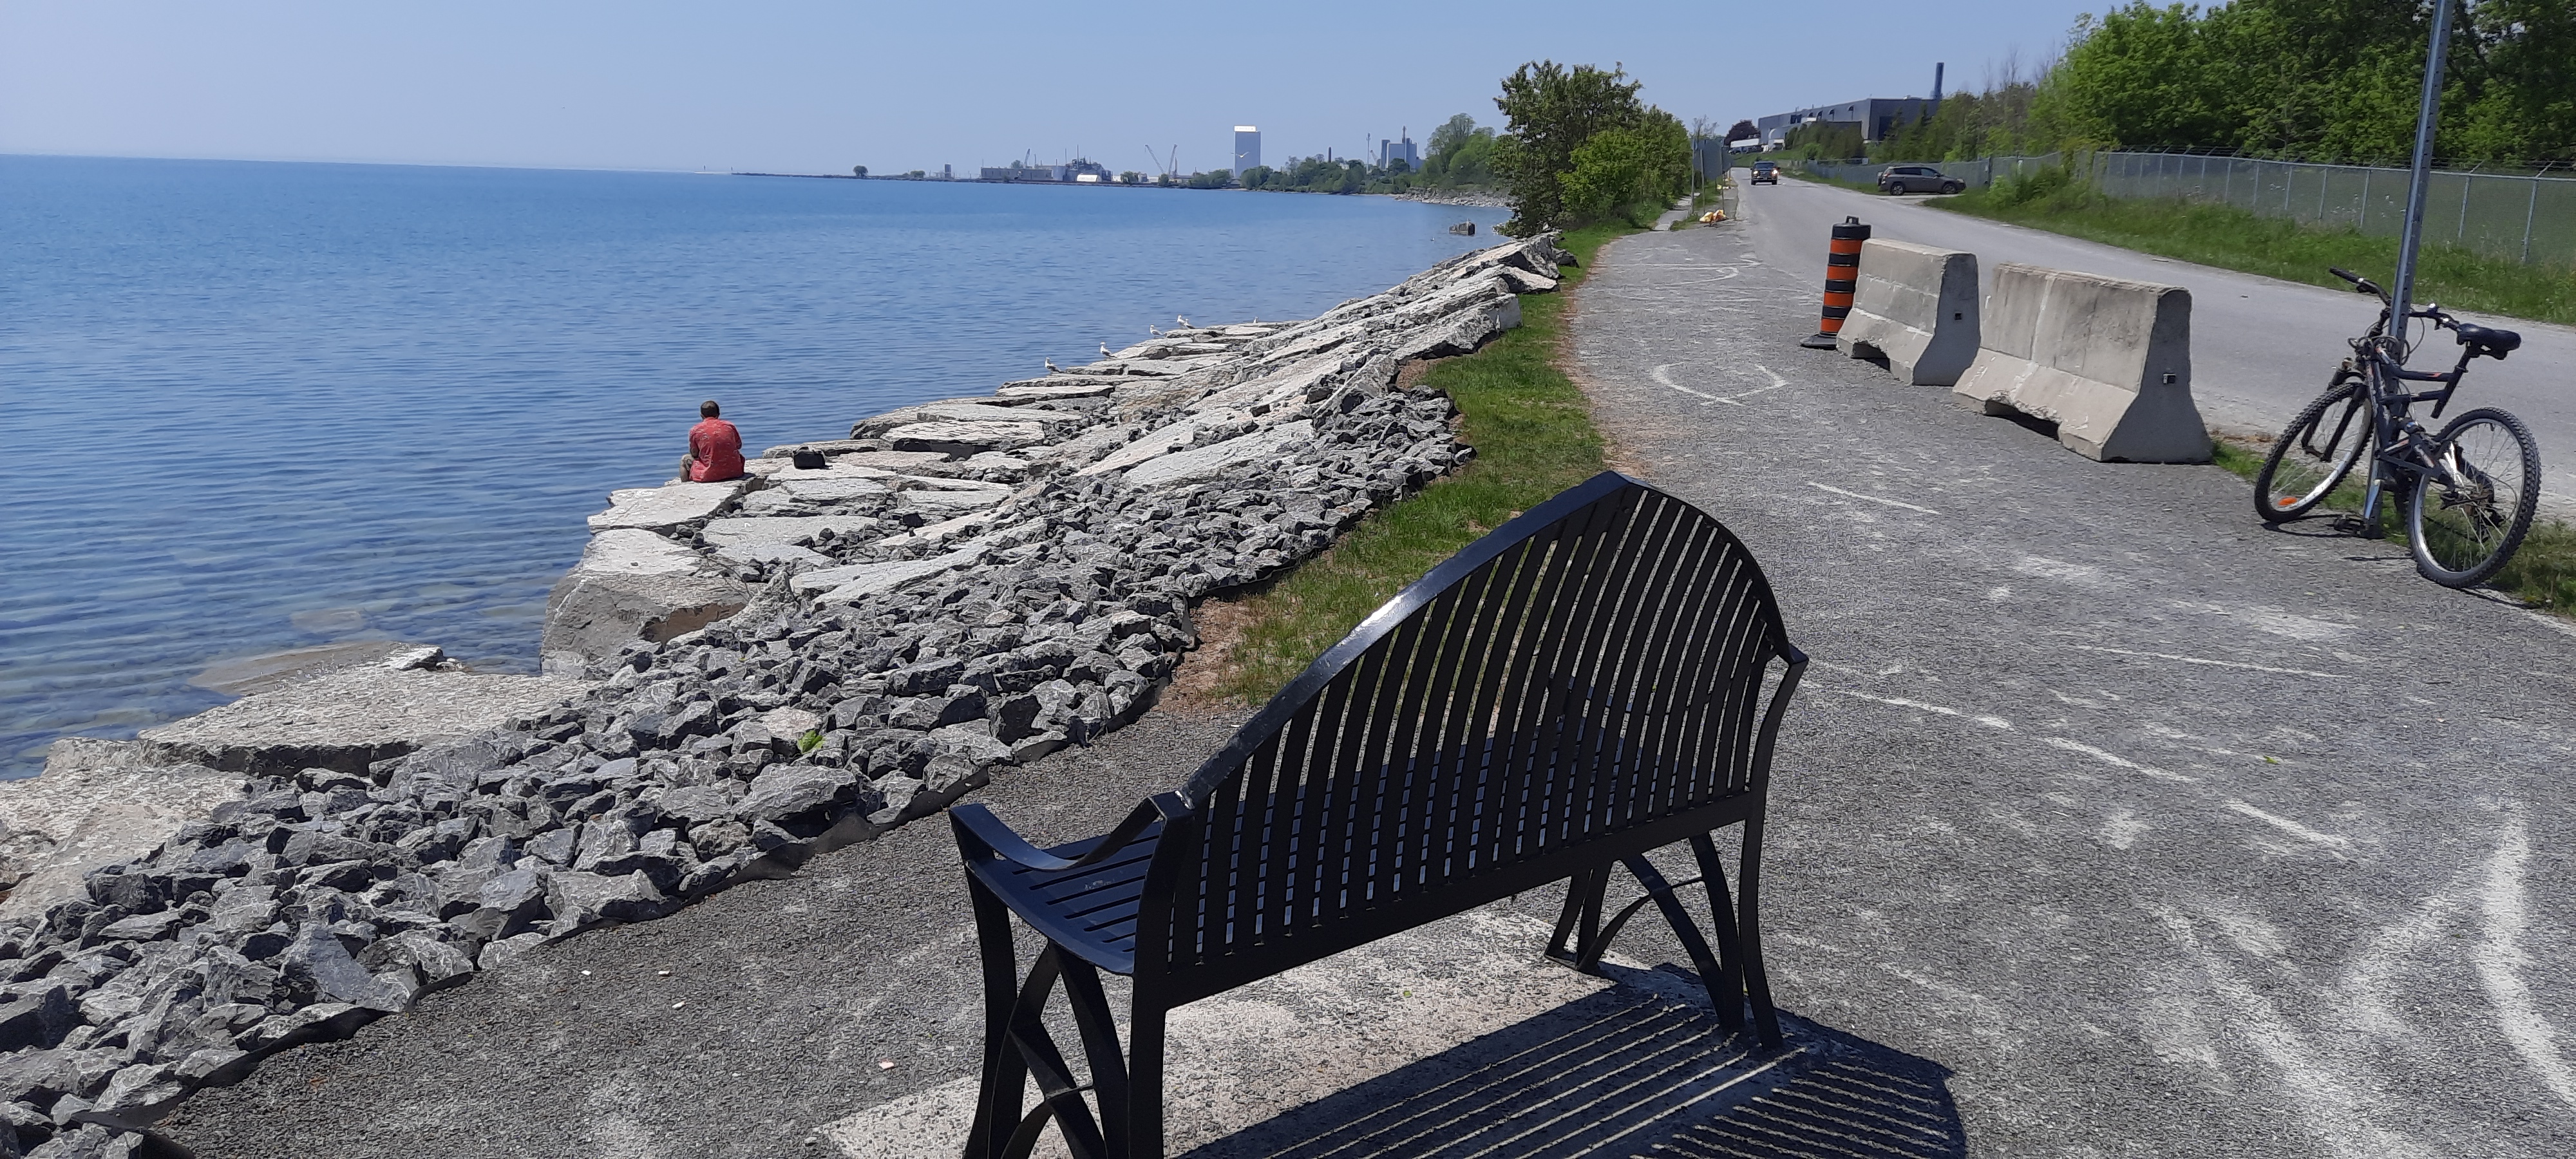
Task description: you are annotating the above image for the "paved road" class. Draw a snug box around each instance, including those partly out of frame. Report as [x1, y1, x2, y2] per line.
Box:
[1738, 175, 2576, 513]
[1569, 217, 2576, 1156]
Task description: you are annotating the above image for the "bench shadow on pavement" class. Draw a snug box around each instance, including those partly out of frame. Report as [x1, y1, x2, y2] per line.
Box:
[1177, 965, 1966, 1159]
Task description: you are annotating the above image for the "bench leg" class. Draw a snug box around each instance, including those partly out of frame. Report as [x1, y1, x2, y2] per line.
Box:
[965, 874, 1173, 1158]
[1542, 838, 1782, 1048]
[965, 874, 1030, 1159]
[1703, 822, 1783, 1048]
[1545, 867, 1609, 970]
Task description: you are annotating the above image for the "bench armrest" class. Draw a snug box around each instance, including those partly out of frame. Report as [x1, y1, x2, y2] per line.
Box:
[954, 796, 1175, 873]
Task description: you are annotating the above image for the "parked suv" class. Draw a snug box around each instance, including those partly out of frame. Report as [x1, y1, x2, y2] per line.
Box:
[1749, 161, 1778, 185]
[1879, 165, 1965, 195]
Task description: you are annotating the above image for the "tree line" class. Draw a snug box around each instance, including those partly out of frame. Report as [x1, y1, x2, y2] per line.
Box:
[1864, 0, 2571, 167]
[1490, 62, 1692, 236]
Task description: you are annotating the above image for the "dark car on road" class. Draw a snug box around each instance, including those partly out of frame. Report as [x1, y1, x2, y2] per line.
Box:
[1750, 161, 1778, 185]
[1879, 164, 1965, 194]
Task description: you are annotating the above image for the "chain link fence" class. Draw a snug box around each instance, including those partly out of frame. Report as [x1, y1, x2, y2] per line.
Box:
[1779, 152, 2576, 269]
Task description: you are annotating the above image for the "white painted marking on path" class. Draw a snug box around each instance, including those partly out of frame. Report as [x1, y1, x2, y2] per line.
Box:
[2065, 643, 2349, 679]
[1830, 689, 2009, 730]
[2474, 817, 2576, 1111]
[1651, 363, 1790, 407]
[1649, 363, 1725, 404]
[2040, 737, 2199, 783]
[2150, 907, 2436, 1159]
[1808, 483, 1940, 515]
[2222, 798, 2353, 849]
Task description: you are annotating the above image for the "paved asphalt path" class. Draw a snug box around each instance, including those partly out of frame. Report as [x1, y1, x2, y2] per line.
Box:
[1740, 175, 2576, 514]
[160, 224, 2576, 1158]
[1566, 217, 2576, 1155]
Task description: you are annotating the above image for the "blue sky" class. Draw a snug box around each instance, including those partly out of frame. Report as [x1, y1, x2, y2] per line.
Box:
[1, 1, 2098, 173]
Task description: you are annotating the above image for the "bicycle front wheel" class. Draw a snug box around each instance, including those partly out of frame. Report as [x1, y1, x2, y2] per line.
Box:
[2255, 375, 2369, 523]
[2408, 407, 2541, 588]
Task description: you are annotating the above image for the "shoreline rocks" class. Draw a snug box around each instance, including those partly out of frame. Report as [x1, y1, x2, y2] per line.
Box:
[0, 233, 1573, 1155]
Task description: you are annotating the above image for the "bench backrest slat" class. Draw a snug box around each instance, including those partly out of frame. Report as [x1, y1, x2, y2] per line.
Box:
[1151, 474, 1797, 989]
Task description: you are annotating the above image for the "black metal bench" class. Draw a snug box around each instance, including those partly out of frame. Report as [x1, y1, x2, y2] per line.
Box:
[949, 471, 1808, 1159]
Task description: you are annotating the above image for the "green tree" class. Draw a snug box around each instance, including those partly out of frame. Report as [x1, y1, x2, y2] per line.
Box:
[2034, 0, 2575, 165]
[1727, 118, 1759, 144]
[1561, 109, 1690, 225]
[1492, 61, 1649, 234]
[853, 165, 867, 176]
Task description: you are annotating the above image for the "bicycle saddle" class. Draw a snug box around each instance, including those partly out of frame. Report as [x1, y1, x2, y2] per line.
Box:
[2454, 322, 2521, 357]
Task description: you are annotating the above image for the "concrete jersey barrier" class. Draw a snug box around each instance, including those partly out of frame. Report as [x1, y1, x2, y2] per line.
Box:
[1951, 262, 2210, 463]
[1835, 238, 1979, 386]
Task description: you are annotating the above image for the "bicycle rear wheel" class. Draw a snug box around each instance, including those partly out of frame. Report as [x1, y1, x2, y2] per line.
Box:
[2408, 407, 2540, 588]
[2255, 375, 2370, 523]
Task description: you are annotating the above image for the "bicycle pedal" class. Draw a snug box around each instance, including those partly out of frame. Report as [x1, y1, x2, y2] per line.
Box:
[2330, 514, 2379, 538]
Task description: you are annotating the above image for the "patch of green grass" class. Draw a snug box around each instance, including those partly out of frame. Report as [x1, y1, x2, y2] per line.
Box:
[2211, 434, 2575, 613]
[1208, 221, 1630, 702]
[1931, 184, 2576, 326]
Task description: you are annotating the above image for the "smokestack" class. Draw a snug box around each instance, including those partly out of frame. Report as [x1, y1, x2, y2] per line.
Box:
[1931, 62, 1945, 116]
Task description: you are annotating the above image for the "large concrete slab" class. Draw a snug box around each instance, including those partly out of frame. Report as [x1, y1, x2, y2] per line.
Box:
[136, 667, 592, 777]
[0, 742, 246, 921]
[586, 480, 749, 531]
[1953, 262, 2210, 462]
[1837, 237, 1980, 386]
[884, 422, 1050, 456]
[701, 516, 882, 567]
[1123, 420, 1319, 489]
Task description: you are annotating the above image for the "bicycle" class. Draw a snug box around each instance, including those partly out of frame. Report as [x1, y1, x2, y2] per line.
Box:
[2253, 267, 2537, 589]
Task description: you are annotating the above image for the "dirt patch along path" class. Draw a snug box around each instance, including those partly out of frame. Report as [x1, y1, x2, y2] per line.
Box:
[1563, 219, 2576, 1156]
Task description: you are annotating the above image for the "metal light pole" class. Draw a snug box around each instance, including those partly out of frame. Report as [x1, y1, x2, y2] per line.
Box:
[2386, 0, 2458, 354]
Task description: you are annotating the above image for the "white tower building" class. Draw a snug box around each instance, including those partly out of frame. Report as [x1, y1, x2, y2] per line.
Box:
[1233, 127, 1260, 174]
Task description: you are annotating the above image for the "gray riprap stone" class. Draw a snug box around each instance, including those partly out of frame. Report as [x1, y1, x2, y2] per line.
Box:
[733, 766, 859, 826]
[884, 421, 1047, 455]
[278, 925, 411, 1013]
[559, 529, 706, 578]
[584, 481, 748, 532]
[1122, 420, 1318, 489]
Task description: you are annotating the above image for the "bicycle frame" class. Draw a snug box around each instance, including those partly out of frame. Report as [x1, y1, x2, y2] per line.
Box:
[2342, 300, 2485, 536]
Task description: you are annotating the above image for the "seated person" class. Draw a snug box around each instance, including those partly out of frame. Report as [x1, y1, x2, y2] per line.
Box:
[679, 399, 745, 482]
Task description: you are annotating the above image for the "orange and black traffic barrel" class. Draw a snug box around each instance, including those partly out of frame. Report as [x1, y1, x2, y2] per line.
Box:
[1799, 216, 1871, 349]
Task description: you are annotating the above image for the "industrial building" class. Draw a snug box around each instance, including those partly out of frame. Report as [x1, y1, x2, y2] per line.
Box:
[1378, 131, 1418, 170]
[1757, 66, 1948, 150]
[977, 159, 1112, 183]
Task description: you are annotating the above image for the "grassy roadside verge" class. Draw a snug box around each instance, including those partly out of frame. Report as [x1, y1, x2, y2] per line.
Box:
[2208, 440, 2576, 613]
[1930, 187, 2576, 327]
[1199, 221, 1633, 702]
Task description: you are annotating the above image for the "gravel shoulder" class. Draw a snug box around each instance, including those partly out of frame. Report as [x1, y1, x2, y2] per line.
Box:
[1558, 216, 2576, 1156]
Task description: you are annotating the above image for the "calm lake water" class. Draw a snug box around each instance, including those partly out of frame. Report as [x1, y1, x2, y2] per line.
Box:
[0, 155, 1511, 777]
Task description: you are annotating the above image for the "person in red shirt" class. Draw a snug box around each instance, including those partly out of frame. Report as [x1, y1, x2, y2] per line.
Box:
[679, 400, 745, 482]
